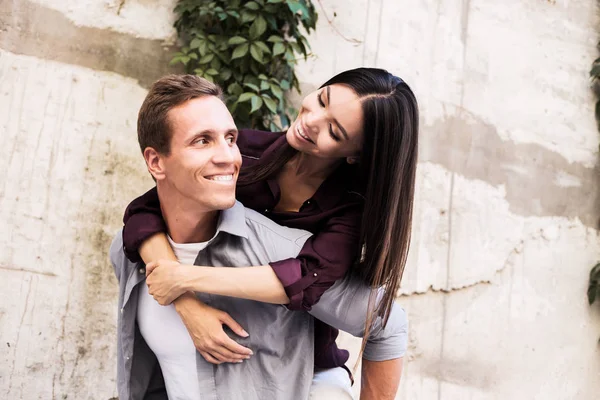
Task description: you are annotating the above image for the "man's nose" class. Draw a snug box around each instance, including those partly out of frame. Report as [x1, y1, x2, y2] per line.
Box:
[212, 138, 236, 164]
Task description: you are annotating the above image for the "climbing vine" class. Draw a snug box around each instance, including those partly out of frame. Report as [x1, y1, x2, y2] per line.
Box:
[589, 37, 600, 305]
[170, 0, 317, 131]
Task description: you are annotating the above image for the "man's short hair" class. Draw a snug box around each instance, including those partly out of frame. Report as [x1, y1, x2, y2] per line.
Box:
[138, 74, 223, 155]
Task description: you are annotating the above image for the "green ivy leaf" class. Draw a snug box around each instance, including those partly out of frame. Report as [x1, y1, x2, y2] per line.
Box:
[267, 0, 284, 3]
[228, 82, 243, 96]
[210, 56, 222, 70]
[190, 38, 203, 49]
[290, 41, 302, 55]
[267, 35, 284, 43]
[227, 10, 240, 18]
[244, 82, 261, 92]
[301, 36, 311, 52]
[588, 263, 600, 304]
[220, 69, 233, 80]
[280, 79, 290, 90]
[199, 54, 214, 64]
[260, 80, 270, 91]
[245, 1, 260, 10]
[250, 95, 264, 113]
[263, 96, 277, 113]
[228, 36, 248, 45]
[270, 84, 283, 100]
[286, 0, 308, 18]
[258, 74, 268, 80]
[273, 42, 285, 56]
[241, 10, 257, 23]
[238, 92, 255, 103]
[196, 41, 207, 56]
[254, 41, 271, 54]
[231, 43, 250, 60]
[206, 68, 219, 76]
[249, 15, 267, 38]
[250, 44, 264, 63]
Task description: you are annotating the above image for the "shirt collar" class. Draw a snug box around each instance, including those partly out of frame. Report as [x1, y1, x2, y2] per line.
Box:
[215, 201, 249, 239]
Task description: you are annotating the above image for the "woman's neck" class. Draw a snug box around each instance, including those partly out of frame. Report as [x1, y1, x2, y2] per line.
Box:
[286, 152, 343, 181]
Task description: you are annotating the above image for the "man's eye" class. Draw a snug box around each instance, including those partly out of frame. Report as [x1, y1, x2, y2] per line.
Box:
[226, 137, 235, 144]
[194, 138, 207, 145]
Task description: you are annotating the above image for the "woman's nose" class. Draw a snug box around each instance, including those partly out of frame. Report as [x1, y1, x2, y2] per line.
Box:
[304, 109, 325, 133]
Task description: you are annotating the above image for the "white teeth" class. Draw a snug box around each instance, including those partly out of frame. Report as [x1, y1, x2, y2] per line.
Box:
[209, 175, 233, 181]
[296, 125, 311, 142]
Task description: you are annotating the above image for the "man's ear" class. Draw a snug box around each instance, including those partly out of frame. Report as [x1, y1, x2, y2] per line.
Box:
[143, 147, 167, 181]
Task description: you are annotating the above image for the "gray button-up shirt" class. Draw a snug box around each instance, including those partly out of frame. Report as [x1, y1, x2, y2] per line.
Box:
[110, 202, 408, 400]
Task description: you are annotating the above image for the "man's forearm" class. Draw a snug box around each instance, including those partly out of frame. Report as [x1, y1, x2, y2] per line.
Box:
[360, 358, 403, 400]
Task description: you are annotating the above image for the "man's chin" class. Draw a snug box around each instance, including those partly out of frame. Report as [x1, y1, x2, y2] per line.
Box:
[205, 196, 236, 211]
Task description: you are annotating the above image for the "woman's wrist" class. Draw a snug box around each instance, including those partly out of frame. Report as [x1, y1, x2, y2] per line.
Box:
[179, 264, 205, 293]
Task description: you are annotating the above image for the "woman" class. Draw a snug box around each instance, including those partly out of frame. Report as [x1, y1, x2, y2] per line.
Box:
[123, 67, 418, 379]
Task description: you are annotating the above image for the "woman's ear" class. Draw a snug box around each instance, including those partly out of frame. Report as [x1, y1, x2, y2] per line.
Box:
[346, 156, 360, 165]
[143, 147, 166, 181]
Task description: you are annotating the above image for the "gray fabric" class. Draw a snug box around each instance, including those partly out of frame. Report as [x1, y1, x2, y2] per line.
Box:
[309, 278, 408, 361]
[110, 201, 408, 400]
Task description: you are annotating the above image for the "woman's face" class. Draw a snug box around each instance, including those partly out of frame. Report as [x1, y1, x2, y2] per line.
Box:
[286, 84, 364, 160]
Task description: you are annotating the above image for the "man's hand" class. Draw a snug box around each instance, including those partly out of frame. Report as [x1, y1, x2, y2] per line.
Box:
[174, 293, 253, 364]
[146, 259, 188, 305]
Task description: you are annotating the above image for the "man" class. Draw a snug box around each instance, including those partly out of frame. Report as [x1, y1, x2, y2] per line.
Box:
[110, 75, 408, 399]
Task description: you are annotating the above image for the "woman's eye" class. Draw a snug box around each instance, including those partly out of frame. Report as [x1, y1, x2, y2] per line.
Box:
[329, 125, 340, 142]
[318, 91, 325, 107]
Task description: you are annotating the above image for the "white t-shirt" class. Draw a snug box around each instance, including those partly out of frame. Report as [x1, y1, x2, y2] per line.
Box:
[136, 236, 207, 400]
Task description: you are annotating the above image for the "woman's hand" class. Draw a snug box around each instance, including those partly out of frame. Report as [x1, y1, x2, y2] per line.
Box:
[145, 259, 189, 305]
[174, 293, 253, 364]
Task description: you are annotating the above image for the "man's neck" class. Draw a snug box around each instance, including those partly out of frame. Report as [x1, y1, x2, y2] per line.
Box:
[157, 186, 219, 244]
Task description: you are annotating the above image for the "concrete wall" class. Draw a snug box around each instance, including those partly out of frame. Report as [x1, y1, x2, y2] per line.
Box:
[1, 0, 599, 399]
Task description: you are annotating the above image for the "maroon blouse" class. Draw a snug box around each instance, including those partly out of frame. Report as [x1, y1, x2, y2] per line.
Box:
[123, 129, 365, 369]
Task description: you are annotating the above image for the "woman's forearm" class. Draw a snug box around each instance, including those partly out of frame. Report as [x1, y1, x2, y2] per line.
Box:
[140, 235, 289, 304]
[139, 233, 177, 263]
[179, 264, 290, 304]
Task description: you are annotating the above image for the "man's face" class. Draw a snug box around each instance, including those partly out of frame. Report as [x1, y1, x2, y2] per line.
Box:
[155, 96, 241, 212]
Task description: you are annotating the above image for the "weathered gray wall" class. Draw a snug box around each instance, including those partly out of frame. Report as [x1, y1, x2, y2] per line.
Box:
[1, 0, 599, 399]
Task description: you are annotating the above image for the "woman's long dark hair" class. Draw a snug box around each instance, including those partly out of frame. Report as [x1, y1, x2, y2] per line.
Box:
[240, 67, 419, 331]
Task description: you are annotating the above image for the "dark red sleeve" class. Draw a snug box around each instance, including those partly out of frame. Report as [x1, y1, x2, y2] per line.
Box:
[270, 203, 362, 311]
[122, 187, 166, 262]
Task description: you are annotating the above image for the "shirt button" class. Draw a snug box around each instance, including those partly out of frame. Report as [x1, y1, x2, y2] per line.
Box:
[126, 356, 130, 360]
[313, 273, 318, 277]
[120, 308, 124, 314]
[264, 209, 270, 213]
[306, 200, 311, 205]
[139, 268, 145, 274]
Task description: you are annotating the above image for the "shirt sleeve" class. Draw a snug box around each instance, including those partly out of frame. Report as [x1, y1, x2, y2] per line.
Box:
[122, 186, 166, 262]
[308, 275, 409, 361]
[269, 203, 361, 311]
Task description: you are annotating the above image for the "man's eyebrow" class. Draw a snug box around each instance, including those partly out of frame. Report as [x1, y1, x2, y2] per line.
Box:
[326, 86, 349, 140]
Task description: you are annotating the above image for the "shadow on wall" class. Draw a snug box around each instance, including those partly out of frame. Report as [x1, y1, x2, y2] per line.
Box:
[0, 0, 182, 88]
